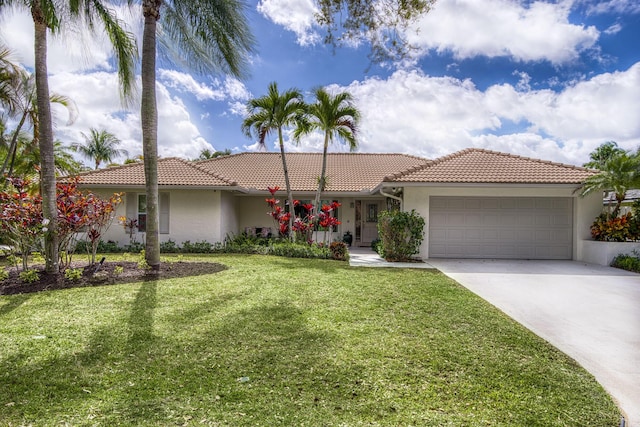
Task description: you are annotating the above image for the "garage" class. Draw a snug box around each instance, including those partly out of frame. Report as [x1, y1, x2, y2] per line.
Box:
[429, 196, 573, 259]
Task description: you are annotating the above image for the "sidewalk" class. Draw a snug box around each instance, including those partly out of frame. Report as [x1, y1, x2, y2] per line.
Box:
[348, 246, 435, 269]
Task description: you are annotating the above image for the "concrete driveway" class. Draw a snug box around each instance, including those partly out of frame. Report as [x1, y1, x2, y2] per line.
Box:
[428, 259, 640, 427]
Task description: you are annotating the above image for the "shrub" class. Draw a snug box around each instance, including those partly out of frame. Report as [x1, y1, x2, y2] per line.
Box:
[19, 269, 39, 284]
[377, 209, 425, 262]
[591, 213, 633, 242]
[113, 265, 124, 276]
[268, 242, 331, 259]
[0, 267, 8, 281]
[160, 240, 181, 253]
[611, 251, 640, 273]
[329, 241, 348, 261]
[124, 242, 144, 253]
[64, 268, 83, 281]
[76, 240, 123, 254]
[181, 240, 214, 253]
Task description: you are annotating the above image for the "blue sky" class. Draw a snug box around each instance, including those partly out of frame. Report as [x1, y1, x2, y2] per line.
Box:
[1, 0, 639, 167]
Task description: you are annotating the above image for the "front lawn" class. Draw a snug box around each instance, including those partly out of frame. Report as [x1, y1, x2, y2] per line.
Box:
[0, 254, 620, 426]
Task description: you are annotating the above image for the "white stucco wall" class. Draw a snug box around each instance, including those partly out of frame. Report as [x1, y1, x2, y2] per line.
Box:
[402, 185, 602, 261]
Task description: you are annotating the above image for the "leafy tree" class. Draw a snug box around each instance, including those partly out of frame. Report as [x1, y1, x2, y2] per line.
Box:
[315, 0, 437, 62]
[296, 87, 360, 219]
[0, 0, 137, 274]
[197, 148, 231, 160]
[71, 128, 128, 169]
[580, 150, 640, 218]
[135, 0, 254, 269]
[1, 136, 82, 181]
[583, 141, 626, 170]
[242, 82, 306, 240]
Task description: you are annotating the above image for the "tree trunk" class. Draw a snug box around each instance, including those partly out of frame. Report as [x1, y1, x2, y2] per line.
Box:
[314, 133, 330, 243]
[32, 4, 58, 274]
[141, 1, 161, 270]
[278, 128, 295, 241]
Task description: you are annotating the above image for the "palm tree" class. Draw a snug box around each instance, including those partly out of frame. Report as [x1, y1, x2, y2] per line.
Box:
[135, 0, 254, 269]
[0, 69, 77, 179]
[583, 141, 626, 170]
[71, 128, 128, 169]
[296, 87, 360, 220]
[242, 82, 306, 240]
[0, 0, 137, 274]
[1, 136, 82, 180]
[197, 148, 231, 160]
[580, 150, 640, 218]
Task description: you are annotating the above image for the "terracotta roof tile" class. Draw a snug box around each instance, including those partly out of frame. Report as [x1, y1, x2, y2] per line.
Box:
[196, 152, 429, 192]
[75, 157, 236, 187]
[385, 148, 595, 184]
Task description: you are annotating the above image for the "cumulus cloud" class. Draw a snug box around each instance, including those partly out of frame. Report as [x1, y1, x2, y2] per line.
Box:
[325, 63, 640, 164]
[257, 0, 320, 46]
[406, 0, 600, 64]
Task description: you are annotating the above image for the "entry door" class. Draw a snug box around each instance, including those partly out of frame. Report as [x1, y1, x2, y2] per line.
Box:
[357, 200, 382, 246]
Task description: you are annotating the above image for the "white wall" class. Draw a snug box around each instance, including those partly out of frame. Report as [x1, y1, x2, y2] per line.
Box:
[402, 185, 601, 261]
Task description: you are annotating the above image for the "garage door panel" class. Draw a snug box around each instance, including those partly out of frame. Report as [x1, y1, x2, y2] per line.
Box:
[429, 196, 573, 260]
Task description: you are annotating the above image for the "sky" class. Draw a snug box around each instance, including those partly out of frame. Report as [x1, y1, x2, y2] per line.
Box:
[1, 0, 639, 168]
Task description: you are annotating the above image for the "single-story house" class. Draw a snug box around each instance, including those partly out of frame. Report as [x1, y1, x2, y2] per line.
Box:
[75, 148, 601, 261]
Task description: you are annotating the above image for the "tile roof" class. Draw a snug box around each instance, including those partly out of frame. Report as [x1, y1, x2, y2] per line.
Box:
[196, 152, 429, 192]
[75, 157, 236, 187]
[385, 148, 595, 184]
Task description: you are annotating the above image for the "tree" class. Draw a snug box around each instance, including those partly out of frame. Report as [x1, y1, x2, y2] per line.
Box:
[71, 128, 128, 169]
[584, 141, 626, 170]
[242, 82, 306, 240]
[197, 148, 231, 160]
[296, 87, 360, 223]
[0, 0, 137, 274]
[135, 0, 254, 269]
[1, 136, 82, 181]
[315, 0, 437, 62]
[580, 150, 640, 218]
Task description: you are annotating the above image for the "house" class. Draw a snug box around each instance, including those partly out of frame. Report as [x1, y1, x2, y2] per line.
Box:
[75, 148, 601, 261]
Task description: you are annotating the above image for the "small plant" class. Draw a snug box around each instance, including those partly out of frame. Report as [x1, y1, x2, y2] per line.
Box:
[64, 268, 83, 281]
[0, 267, 8, 281]
[611, 250, 640, 273]
[160, 239, 181, 253]
[137, 250, 150, 270]
[113, 265, 124, 276]
[591, 212, 632, 242]
[19, 269, 39, 284]
[329, 241, 348, 261]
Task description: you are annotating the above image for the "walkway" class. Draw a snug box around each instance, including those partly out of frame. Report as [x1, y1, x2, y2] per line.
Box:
[347, 246, 435, 268]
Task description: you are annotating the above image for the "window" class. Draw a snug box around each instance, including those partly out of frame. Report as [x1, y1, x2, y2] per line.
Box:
[137, 194, 147, 232]
[125, 192, 170, 234]
[366, 203, 378, 222]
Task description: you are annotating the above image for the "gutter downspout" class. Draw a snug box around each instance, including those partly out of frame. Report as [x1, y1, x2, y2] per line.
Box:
[379, 188, 403, 211]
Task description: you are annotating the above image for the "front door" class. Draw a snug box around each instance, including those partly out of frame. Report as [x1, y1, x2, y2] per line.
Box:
[355, 200, 383, 246]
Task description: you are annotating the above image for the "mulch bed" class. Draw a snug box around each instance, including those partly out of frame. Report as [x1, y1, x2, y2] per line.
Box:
[0, 260, 227, 295]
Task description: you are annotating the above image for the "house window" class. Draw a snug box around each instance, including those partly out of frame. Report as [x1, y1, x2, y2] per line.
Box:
[366, 203, 378, 222]
[137, 194, 147, 232]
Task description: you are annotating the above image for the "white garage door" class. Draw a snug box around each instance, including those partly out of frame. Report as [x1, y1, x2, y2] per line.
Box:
[429, 197, 573, 259]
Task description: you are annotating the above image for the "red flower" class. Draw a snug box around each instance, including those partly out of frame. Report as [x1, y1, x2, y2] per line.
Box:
[265, 198, 279, 208]
[267, 186, 280, 195]
[293, 199, 300, 207]
[321, 204, 332, 213]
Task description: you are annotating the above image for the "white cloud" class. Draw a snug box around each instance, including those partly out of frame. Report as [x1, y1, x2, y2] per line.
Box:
[330, 63, 640, 164]
[159, 70, 226, 101]
[257, 0, 321, 46]
[584, 0, 640, 15]
[407, 0, 600, 64]
[604, 23, 623, 35]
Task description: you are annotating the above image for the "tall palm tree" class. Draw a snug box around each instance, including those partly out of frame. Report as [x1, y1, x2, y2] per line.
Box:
[0, 69, 77, 179]
[71, 128, 128, 169]
[583, 141, 626, 170]
[242, 82, 306, 240]
[197, 148, 231, 160]
[580, 151, 640, 218]
[136, 0, 254, 269]
[296, 87, 360, 219]
[0, 0, 137, 274]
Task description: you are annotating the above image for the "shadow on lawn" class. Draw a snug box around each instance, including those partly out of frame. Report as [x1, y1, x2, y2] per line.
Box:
[0, 293, 31, 317]
[0, 279, 370, 425]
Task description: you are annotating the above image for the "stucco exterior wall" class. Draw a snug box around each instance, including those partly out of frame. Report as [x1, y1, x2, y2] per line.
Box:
[402, 185, 601, 261]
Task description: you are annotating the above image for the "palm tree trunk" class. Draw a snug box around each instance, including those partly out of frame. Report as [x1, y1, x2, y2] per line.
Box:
[314, 133, 330, 243]
[278, 128, 295, 241]
[141, 1, 161, 270]
[32, 3, 58, 274]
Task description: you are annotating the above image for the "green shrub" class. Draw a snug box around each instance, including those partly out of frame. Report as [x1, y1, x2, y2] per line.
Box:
[329, 241, 348, 261]
[75, 240, 124, 254]
[124, 242, 144, 253]
[611, 251, 640, 273]
[160, 239, 181, 253]
[137, 250, 150, 270]
[377, 209, 425, 262]
[0, 267, 8, 281]
[19, 269, 39, 284]
[181, 240, 214, 253]
[64, 268, 83, 281]
[268, 242, 331, 259]
[113, 265, 124, 276]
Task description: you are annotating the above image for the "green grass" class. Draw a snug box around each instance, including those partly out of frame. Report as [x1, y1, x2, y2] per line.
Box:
[0, 254, 620, 426]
